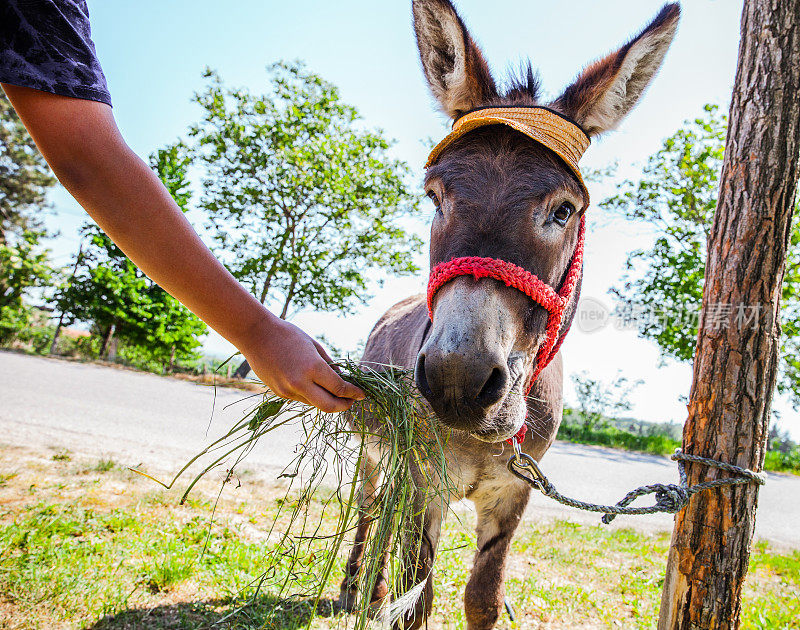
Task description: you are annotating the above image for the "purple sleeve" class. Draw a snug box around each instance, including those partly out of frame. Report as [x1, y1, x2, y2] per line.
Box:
[0, 0, 111, 106]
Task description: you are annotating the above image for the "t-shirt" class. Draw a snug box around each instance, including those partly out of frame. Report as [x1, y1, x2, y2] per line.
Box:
[0, 0, 111, 106]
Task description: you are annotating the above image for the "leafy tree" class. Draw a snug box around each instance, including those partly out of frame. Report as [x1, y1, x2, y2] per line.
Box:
[604, 104, 800, 407]
[150, 142, 193, 212]
[189, 62, 423, 375]
[0, 93, 55, 242]
[0, 93, 58, 342]
[55, 226, 150, 356]
[778, 221, 800, 399]
[0, 229, 53, 342]
[767, 416, 797, 455]
[145, 290, 207, 370]
[571, 371, 641, 430]
[54, 142, 206, 369]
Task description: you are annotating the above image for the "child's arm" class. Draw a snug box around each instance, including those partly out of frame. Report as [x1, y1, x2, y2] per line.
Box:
[3, 84, 364, 412]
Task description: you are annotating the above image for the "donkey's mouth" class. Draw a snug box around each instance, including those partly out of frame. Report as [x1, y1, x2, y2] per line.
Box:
[472, 424, 522, 443]
[471, 406, 526, 443]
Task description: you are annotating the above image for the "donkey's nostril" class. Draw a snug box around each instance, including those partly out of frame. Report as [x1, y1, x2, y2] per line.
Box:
[476, 366, 508, 408]
[415, 353, 434, 401]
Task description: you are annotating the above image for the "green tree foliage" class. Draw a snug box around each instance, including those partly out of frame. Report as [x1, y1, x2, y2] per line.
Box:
[0, 93, 55, 242]
[54, 142, 206, 369]
[0, 229, 53, 342]
[0, 93, 57, 342]
[604, 104, 800, 406]
[55, 230, 151, 355]
[149, 142, 193, 212]
[779, 225, 800, 400]
[190, 62, 423, 321]
[571, 371, 641, 430]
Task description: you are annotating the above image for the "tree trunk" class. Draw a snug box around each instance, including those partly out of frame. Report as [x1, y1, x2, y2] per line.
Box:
[99, 324, 116, 360]
[106, 336, 118, 362]
[48, 315, 65, 355]
[258, 265, 276, 305]
[278, 278, 297, 320]
[49, 242, 84, 355]
[232, 358, 250, 378]
[257, 226, 293, 304]
[658, 1, 800, 628]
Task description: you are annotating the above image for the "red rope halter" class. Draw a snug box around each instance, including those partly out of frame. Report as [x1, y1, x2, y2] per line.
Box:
[426, 215, 586, 446]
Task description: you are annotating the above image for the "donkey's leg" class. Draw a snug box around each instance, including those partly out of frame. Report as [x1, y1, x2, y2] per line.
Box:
[393, 494, 447, 630]
[464, 480, 530, 630]
[338, 454, 383, 612]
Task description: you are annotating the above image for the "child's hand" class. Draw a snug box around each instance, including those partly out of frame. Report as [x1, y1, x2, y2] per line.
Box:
[242, 316, 365, 413]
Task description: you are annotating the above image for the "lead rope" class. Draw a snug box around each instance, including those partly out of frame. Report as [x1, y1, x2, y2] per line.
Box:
[506, 442, 766, 524]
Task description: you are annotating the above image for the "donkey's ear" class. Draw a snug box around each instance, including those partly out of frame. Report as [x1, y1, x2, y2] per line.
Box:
[551, 3, 680, 137]
[412, 0, 498, 119]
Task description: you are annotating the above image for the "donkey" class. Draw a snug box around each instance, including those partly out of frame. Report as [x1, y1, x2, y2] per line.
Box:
[340, 2, 680, 628]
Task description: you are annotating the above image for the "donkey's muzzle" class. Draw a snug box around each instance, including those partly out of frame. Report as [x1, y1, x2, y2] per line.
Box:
[415, 346, 510, 430]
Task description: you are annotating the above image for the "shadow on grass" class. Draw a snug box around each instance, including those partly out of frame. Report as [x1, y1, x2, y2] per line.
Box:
[89, 595, 341, 630]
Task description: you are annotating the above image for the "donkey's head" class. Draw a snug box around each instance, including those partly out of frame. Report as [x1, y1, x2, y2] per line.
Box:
[413, 0, 679, 441]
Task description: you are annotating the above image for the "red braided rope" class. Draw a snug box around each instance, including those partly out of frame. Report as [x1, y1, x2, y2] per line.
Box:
[426, 215, 586, 446]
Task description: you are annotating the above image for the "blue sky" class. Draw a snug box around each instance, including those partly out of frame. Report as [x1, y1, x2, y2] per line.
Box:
[43, 0, 799, 438]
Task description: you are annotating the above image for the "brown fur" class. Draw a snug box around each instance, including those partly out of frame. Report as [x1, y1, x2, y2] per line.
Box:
[339, 2, 680, 628]
[425, 127, 586, 285]
[412, 0, 498, 117]
[551, 3, 681, 134]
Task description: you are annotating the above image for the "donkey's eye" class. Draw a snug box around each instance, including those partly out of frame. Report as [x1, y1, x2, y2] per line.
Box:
[427, 190, 441, 210]
[552, 202, 574, 226]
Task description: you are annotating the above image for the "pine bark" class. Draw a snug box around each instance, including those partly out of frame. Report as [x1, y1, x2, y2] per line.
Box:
[659, 0, 800, 628]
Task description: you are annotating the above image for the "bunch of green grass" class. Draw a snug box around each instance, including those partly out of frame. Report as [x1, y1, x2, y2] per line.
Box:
[134, 360, 452, 629]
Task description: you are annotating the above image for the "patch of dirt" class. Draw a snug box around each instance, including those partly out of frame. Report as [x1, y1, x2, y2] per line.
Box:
[0, 443, 285, 529]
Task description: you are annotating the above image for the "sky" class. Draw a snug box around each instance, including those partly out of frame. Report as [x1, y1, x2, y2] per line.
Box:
[39, 0, 800, 438]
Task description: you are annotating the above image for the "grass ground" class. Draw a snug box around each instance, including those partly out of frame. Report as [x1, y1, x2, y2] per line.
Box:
[1, 444, 797, 629]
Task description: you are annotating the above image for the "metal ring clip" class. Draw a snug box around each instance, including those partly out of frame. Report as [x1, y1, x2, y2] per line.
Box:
[512, 438, 523, 462]
[507, 451, 548, 492]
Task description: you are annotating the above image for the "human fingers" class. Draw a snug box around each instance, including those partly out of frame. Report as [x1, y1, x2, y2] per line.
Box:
[312, 341, 365, 401]
[301, 381, 358, 414]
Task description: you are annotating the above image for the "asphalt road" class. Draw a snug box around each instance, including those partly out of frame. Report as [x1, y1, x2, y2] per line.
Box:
[1, 350, 798, 548]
